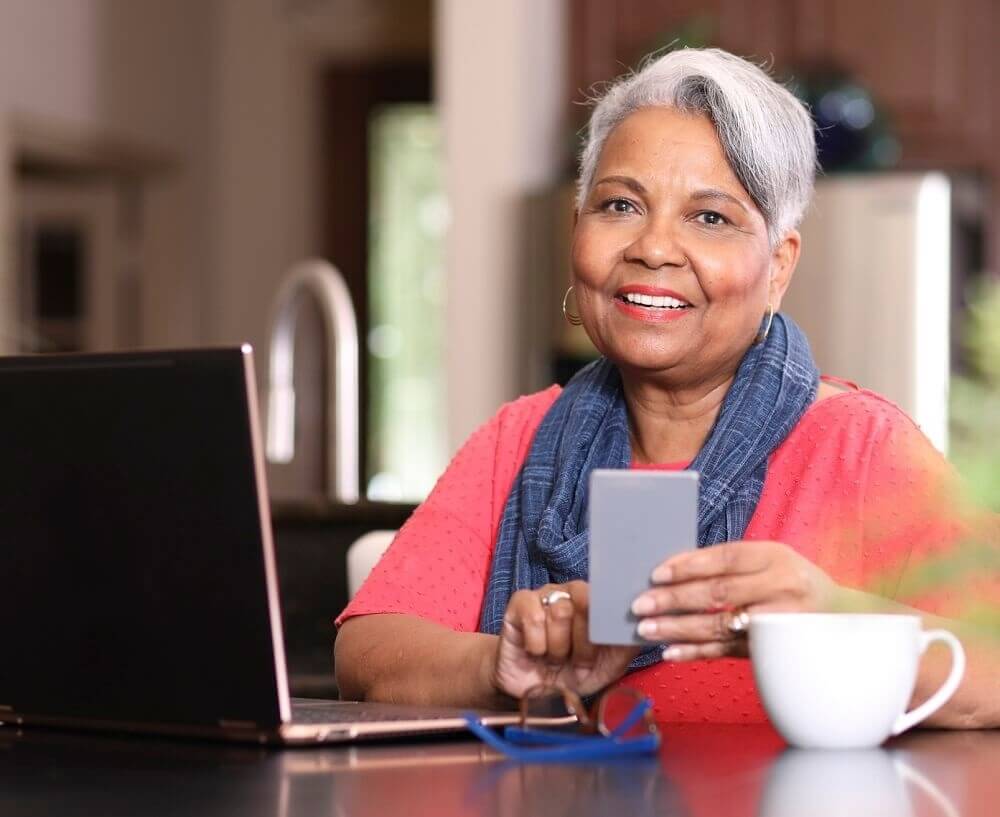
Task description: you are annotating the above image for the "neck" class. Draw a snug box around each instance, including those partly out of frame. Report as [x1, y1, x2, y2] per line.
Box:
[622, 370, 737, 465]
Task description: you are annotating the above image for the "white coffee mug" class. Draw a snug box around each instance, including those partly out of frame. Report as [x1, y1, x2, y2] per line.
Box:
[749, 613, 966, 749]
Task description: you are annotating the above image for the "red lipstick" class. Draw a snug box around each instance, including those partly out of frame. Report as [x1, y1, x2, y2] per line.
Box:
[615, 284, 690, 301]
[613, 283, 693, 323]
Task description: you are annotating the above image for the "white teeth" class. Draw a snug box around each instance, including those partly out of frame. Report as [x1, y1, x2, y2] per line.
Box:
[623, 292, 689, 308]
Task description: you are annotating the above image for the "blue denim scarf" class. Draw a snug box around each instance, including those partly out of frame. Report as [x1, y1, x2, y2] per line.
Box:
[478, 313, 819, 671]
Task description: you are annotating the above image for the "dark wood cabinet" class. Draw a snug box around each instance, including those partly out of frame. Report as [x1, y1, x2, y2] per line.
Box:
[569, 0, 1000, 266]
[787, 0, 994, 169]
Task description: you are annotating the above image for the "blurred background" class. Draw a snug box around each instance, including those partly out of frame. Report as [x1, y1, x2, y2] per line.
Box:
[1, 0, 996, 690]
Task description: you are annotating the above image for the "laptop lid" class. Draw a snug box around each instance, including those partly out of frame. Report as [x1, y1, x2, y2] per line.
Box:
[0, 346, 292, 736]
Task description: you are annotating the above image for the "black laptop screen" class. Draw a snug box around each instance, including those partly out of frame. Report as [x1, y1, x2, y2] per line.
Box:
[0, 348, 285, 729]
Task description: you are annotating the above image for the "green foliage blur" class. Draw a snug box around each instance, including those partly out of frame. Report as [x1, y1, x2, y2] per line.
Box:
[950, 279, 1000, 511]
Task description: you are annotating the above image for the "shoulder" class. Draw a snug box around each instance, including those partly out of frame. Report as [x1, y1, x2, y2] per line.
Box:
[443, 385, 562, 489]
[490, 384, 563, 452]
[770, 380, 953, 514]
[772, 380, 940, 480]
[449, 385, 563, 556]
[805, 382, 928, 447]
[495, 384, 563, 424]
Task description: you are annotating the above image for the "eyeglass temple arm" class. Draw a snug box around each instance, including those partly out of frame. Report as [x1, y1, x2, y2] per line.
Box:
[607, 698, 654, 739]
[463, 715, 657, 762]
[503, 726, 614, 746]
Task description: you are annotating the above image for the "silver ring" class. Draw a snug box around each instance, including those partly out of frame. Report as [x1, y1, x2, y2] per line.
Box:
[541, 590, 572, 608]
[727, 610, 751, 635]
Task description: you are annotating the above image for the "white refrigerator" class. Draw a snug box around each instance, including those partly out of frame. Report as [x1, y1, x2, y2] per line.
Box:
[783, 173, 951, 452]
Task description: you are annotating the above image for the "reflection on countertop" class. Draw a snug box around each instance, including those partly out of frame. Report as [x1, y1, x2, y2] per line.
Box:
[1, 724, 996, 817]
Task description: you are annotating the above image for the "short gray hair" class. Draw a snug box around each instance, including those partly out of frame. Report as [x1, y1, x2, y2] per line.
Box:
[577, 48, 817, 245]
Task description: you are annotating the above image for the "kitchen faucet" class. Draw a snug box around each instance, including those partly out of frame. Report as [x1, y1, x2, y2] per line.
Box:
[266, 259, 360, 503]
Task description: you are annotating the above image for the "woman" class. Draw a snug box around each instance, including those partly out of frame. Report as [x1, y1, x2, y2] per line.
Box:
[336, 48, 999, 726]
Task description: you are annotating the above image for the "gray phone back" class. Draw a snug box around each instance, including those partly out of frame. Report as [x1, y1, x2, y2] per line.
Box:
[588, 469, 699, 646]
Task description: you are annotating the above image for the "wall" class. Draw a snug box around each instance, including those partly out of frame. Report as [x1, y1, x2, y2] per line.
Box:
[0, 0, 568, 469]
[435, 0, 568, 451]
[0, 0, 427, 356]
[209, 0, 333, 360]
[0, 0, 215, 352]
[209, 0, 432, 360]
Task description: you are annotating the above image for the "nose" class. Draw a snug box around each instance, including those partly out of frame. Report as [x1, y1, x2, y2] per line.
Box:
[623, 217, 687, 270]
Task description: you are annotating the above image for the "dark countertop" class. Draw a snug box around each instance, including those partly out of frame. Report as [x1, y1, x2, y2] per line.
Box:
[270, 499, 416, 526]
[0, 723, 996, 816]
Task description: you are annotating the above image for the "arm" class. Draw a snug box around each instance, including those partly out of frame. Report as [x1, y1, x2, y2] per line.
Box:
[335, 613, 508, 708]
[851, 406, 1000, 727]
[336, 582, 639, 707]
[837, 583, 1000, 728]
[630, 536, 1000, 729]
[334, 388, 579, 707]
[630, 396, 1000, 727]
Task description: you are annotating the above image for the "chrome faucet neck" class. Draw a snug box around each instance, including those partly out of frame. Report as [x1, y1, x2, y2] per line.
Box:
[266, 259, 360, 504]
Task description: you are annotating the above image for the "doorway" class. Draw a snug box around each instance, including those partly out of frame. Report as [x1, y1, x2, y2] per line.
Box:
[322, 61, 446, 501]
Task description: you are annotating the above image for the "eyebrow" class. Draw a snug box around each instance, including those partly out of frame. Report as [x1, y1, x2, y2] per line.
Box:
[592, 175, 648, 195]
[690, 188, 750, 213]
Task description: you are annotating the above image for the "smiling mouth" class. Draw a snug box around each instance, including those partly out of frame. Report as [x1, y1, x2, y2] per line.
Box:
[616, 292, 691, 310]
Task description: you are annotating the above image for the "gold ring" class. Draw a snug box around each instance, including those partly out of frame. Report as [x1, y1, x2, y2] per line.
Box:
[727, 610, 751, 635]
[541, 590, 572, 607]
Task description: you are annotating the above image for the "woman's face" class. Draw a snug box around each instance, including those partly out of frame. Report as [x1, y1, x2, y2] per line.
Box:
[571, 107, 799, 386]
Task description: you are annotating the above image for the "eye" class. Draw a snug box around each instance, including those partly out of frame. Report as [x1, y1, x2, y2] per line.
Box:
[601, 197, 638, 215]
[695, 210, 728, 226]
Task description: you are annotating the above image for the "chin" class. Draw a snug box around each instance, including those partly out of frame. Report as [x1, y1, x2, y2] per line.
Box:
[607, 347, 687, 376]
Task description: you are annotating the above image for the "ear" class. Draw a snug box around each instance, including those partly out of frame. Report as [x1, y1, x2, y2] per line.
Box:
[767, 229, 801, 311]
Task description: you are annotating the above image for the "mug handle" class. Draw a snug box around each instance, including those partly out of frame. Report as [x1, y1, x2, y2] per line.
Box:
[891, 629, 966, 736]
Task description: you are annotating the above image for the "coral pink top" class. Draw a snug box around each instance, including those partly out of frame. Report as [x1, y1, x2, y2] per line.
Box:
[339, 379, 970, 724]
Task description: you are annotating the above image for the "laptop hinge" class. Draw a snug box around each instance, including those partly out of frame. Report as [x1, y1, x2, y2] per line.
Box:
[0, 704, 22, 725]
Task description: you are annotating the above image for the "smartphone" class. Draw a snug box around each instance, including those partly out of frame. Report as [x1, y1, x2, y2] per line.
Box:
[588, 469, 699, 645]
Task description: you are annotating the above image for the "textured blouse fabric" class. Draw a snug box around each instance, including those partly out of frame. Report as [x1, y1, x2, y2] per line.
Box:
[338, 380, 970, 724]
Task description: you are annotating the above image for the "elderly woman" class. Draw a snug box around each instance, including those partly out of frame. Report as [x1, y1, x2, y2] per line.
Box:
[336, 48, 998, 726]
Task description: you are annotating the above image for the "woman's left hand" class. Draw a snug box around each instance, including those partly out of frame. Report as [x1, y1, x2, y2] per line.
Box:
[630, 540, 842, 661]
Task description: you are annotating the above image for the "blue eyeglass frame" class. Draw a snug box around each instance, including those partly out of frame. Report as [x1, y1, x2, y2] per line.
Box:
[462, 696, 660, 762]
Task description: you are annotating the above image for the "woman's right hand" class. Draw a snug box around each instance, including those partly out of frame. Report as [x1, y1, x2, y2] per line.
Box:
[490, 580, 640, 699]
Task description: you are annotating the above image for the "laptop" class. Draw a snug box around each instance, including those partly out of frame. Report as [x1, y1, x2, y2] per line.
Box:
[0, 346, 529, 745]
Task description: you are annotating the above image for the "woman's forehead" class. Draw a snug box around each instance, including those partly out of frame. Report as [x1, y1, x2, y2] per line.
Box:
[595, 108, 747, 196]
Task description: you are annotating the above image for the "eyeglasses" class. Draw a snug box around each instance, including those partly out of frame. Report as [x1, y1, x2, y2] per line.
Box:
[463, 685, 660, 762]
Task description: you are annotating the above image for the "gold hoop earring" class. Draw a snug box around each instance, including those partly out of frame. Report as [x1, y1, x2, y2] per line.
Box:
[755, 302, 775, 345]
[562, 286, 582, 326]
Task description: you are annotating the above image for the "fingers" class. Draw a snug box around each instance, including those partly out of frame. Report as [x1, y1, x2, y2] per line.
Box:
[567, 581, 597, 669]
[644, 540, 838, 621]
[505, 589, 548, 657]
[661, 639, 748, 662]
[651, 540, 772, 584]
[544, 591, 574, 663]
[633, 570, 777, 617]
[543, 581, 594, 666]
[637, 610, 740, 644]
[503, 582, 593, 667]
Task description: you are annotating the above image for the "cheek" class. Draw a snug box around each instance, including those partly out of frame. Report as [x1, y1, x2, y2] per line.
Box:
[698, 251, 769, 304]
[571, 224, 616, 285]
